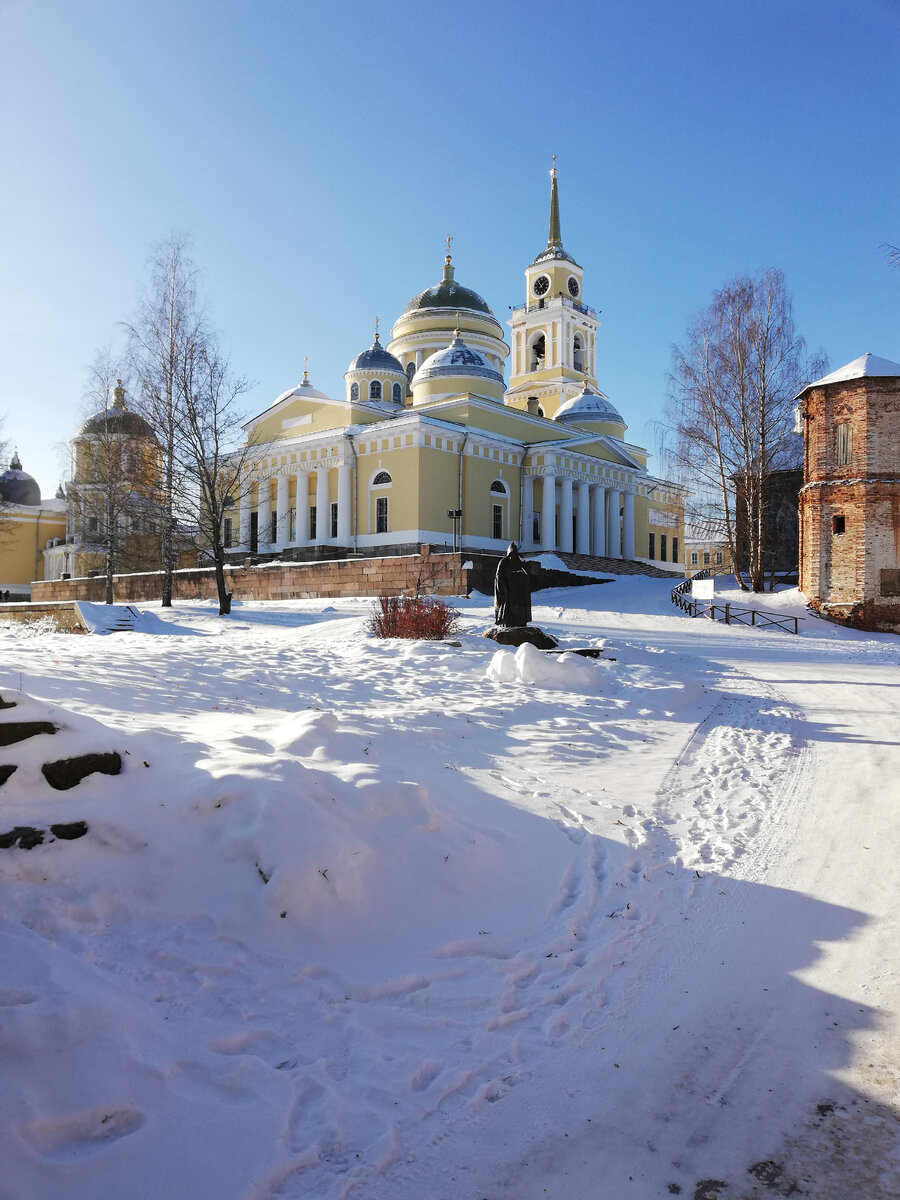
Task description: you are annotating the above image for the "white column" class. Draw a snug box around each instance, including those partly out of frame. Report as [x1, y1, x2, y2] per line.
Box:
[295, 473, 310, 545]
[575, 481, 590, 555]
[337, 463, 352, 544]
[522, 474, 534, 548]
[541, 473, 556, 551]
[592, 485, 606, 557]
[607, 489, 621, 558]
[622, 491, 635, 560]
[559, 478, 574, 553]
[239, 488, 251, 549]
[257, 479, 271, 547]
[275, 474, 289, 549]
[315, 467, 330, 544]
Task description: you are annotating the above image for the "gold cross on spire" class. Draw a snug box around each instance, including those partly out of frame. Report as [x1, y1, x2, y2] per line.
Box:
[551, 153, 557, 177]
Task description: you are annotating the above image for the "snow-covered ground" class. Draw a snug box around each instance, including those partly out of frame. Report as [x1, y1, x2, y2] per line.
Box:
[1, 579, 898, 1199]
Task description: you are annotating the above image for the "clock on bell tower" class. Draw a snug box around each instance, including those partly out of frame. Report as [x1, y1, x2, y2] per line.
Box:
[507, 162, 602, 420]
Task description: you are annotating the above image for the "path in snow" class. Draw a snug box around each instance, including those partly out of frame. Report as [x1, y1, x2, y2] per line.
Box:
[0, 584, 897, 1199]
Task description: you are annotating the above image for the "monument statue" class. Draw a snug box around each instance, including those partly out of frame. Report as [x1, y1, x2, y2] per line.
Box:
[494, 542, 532, 628]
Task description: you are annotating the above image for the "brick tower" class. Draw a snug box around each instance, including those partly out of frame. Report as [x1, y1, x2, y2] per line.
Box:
[796, 353, 900, 630]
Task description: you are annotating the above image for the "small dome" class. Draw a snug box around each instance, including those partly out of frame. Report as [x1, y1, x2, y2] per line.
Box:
[413, 334, 505, 388]
[348, 336, 404, 375]
[0, 452, 41, 506]
[555, 382, 625, 429]
[400, 257, 494, 318]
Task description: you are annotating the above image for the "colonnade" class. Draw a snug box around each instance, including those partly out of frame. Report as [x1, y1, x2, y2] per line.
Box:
[238, 462, 353, 551]
[521, 472, 635, 558]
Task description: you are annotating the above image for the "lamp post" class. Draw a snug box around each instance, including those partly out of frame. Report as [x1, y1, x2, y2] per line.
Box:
[447, 509, 462, 554]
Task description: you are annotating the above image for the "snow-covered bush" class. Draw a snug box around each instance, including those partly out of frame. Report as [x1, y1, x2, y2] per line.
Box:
[367, 595, 460, 640]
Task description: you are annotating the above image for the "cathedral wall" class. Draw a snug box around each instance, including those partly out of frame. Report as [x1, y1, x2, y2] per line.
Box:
[0, 508, 67, 590]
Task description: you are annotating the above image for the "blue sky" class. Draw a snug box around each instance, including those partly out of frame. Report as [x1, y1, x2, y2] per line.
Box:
[2, 0, 899, 494]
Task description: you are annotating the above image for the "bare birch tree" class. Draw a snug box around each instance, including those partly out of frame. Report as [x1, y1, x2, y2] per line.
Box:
[126, 233, 204, 607]
[173, 337, 259, 615]
[663, 268, 824, 592]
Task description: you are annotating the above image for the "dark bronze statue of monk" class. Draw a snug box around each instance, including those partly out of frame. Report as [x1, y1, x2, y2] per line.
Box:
[494, 542, 532, 628]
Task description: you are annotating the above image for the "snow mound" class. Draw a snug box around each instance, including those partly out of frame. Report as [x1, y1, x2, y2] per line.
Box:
[486, 641, 603, 690]
[76, 602, 195, 636]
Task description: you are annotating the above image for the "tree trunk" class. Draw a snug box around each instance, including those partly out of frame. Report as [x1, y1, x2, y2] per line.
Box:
[214, 545, 231, 615]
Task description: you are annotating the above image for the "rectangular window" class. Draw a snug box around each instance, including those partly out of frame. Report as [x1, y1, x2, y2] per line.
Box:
[289, 507, 296, 542]
[532, 512, 541, 543]
[309, 505, 317, 539]
[703, 551, 711, 566]
[660, 534, 667, 562]
[330, 502, 338, 539]
[88, 515, 99, 534]
[672, 537, 679, 564]
[376, 496, 388, 534]
[270, 511, 278, 544]
[832, 514, 846, 535]
[492, 504, 503, 540]
[648, 532, 656, 559]
[835, 422, 852, 466]
[715, 549, 723, 565]
[880, 569, 900, 597]
[224, 517, 233, 548]
[690, 550, 699, 566]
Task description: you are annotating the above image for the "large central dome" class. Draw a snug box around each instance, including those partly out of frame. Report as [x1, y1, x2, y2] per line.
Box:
[400, 260, 494, 317]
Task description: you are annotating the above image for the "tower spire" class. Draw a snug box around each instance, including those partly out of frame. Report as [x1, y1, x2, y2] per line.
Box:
[547, 155, 562, 250]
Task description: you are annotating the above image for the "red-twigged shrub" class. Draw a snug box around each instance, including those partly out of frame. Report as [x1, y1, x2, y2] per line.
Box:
[367, 595, 461, 640]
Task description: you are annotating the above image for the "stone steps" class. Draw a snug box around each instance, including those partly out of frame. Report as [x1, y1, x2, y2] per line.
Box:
[526, 551, 683, 579]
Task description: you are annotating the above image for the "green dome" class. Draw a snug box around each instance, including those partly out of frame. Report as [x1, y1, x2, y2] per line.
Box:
[400, 258, 494, 318]
[78, 407, 156, 440]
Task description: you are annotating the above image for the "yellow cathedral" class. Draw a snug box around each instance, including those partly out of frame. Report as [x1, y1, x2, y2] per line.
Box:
[230, 170, 685, 572]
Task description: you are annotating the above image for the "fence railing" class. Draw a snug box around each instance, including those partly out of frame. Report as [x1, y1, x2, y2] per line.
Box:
[671, 571, 802, 633]
[671, 569, 710, 613]
[689, 602, 802, 634]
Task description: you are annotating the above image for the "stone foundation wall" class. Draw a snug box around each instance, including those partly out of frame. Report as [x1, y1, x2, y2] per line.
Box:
[0, 602, 87, 632]
[31, 548, 472, 605]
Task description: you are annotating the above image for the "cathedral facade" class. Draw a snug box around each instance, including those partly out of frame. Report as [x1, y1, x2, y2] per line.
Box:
[229, 171, 685, 571]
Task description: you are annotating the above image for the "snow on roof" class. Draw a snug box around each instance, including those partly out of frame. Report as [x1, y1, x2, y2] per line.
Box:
[798, 352, 900, 395]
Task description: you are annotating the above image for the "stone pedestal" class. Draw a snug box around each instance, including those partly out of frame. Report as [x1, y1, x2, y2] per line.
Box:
[482, 625, 558, 650]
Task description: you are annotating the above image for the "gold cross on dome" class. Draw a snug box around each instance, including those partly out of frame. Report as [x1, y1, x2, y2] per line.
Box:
[445, 233, 453, 257]
[374, 315, 380, 340]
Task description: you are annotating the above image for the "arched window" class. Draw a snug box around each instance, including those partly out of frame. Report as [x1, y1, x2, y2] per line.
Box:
[369, 380, 382, 400]
[529, 333, 546, 371]
[372, 470, 392, 486]
[350, 381, 359, 401]
[406, 361, 415, 383]
[573, 333, 585, 372]
[392, 382, 402, 404]
[490, 479, 508, 494]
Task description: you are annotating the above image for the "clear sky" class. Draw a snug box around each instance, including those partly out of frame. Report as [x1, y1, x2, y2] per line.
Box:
[2, 0, 899, 496]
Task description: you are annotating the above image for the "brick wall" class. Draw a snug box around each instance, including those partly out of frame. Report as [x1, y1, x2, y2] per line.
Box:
[800, 375, 900, 630]
[31, 548, 473, 605]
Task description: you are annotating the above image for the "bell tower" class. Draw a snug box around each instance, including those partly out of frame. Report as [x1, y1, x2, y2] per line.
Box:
[506, 162, 602, 420]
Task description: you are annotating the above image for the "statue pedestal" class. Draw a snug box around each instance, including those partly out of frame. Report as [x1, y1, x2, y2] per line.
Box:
[482, 625, 558, 650]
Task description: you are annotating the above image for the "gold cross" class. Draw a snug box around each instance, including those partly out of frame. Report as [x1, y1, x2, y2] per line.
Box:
[551, 153, 557, 176]
[374, 315, 380, 340]
[445, 233, 453, 257]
